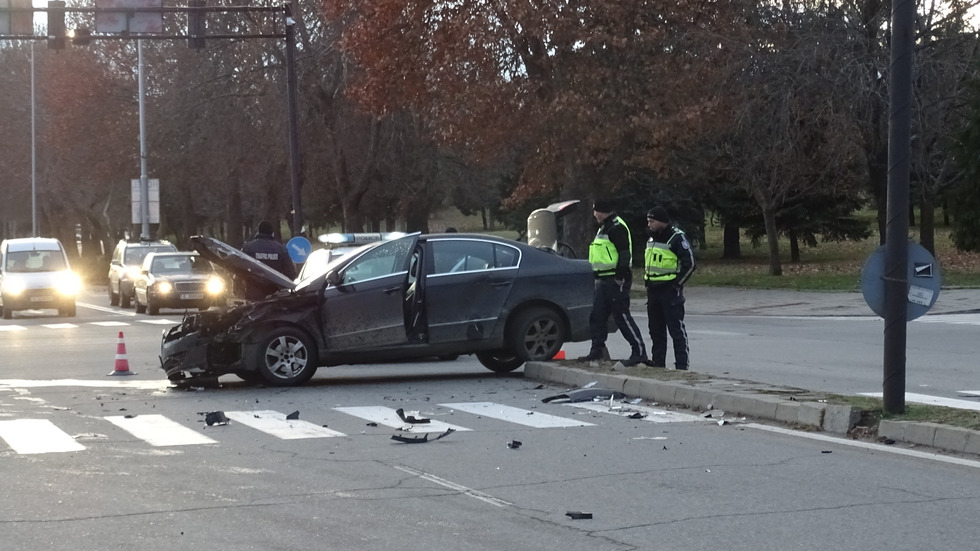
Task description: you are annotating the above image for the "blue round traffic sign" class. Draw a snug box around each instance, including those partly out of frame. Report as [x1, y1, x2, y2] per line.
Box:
[286, 236, 313, 264]
[861, 242, 942, 321]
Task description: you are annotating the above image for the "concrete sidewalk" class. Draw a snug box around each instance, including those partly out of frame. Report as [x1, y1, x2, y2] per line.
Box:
[523, 286, 980, 457]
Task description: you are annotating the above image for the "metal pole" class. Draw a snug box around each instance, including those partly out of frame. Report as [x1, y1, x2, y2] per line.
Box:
[882, 0, 915, 414]
[138, 39, 150, 240]
[284, 0, 303, 236]
[31, 42, 37, 237]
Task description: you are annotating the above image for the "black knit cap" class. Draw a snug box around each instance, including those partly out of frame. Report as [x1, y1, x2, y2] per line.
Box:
[592, 200, 613, 213]
[646, 206, 669, 223]
[257, 220, 275, 234]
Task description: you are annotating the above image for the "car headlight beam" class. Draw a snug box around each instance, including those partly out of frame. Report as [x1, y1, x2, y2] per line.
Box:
[206, 277, 225, 296]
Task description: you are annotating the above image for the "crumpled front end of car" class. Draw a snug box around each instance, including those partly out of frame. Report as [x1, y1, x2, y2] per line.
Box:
[160, 307, 250, 382]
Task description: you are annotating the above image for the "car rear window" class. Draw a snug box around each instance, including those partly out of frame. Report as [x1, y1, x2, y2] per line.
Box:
[125, 245, 176, 265]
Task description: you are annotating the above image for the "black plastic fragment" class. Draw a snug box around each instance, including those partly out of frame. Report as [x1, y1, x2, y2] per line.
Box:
[202, 411, 229, 426]
[542, 388, 626, 403]
[396, 408, 431, 424]
[566, 511, 593, 520]
[507, 440, 522, 449]
[286, 410, 299, 420]
[390, 428, 455, 444]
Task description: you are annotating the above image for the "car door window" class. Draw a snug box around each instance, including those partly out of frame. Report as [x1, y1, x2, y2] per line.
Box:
[431, 240, 519, 275]
[341, 239, 412, 284]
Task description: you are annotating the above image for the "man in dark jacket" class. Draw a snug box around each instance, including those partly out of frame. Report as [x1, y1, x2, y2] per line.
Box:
[577, 200, 648, 365]
[241, 220, 297, 300]
[643, 206, 696, 369]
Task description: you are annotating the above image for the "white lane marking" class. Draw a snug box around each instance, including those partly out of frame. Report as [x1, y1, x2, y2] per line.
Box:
[858, 392, 980, 411]
[79, 302, 135, 316]
[915, 314, 980, 325]
[91, 321, 131, 327]
[745, 423, 980, 469]
[138, 319, 180, 325]
[41, 323, 78, 329]
[105, 414, 217, 446]
[224, 410, 346, 439]
[440, 402, 594, 428]
[0, 419, 86, 454]
[394, 465, 512, 507]
[565, 402, 706, 423]
[0, 325, 27, 332]
[334, 406, 471, 433]
[0, 379, 172, 390]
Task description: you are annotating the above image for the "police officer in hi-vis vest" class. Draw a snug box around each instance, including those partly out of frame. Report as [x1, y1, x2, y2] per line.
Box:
[644, 206, 696, 369]
[578, 200, 648, 366]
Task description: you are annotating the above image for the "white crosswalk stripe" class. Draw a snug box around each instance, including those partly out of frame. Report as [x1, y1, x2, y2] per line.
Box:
[440, 402, 594, 428]
[0, 419, 86, 454]
[224, 410, 346, 439]
[334, 406, 472, 433]
[105, 414, 218, 446]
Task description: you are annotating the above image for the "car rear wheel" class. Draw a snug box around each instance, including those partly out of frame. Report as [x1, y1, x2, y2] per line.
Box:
[147, 298, 159, 315]
[476, 350, 524, 373]
[109, 287, 119, 306]
[508, 307, 565, 361]
[134, 294, 147, 314]
[253, 328, 318, 387]
[120, 292, 131, 309]
[1, 306, 9, 320]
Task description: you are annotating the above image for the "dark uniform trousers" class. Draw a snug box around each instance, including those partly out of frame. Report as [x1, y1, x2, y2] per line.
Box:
[646, 284, 689, 368]
[589, 276, 645, 353]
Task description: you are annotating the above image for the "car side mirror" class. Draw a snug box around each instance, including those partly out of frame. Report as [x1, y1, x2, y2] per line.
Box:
[326, 270, 342, 287]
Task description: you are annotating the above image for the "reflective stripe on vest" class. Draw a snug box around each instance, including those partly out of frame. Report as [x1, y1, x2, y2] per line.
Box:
[644, 229, 683, 282]
[588, 216, 632, 276]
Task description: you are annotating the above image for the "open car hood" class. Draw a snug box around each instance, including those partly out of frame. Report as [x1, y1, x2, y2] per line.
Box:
[189, 235, 296, 292]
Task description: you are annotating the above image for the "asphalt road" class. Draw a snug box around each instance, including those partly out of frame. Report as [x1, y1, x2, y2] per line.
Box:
[1, 289, 979, 550]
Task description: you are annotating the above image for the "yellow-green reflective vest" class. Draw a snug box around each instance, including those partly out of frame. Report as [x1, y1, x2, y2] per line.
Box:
[588, 216, 632, 277]
[644, 229, 684, 282]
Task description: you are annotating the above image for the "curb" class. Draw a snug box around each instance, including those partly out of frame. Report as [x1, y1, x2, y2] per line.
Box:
[524, 362, 980, 455]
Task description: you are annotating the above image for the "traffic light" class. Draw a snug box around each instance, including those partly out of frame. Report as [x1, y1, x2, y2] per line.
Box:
[47, 0, 65, 49]
[187, 0, 206, 49]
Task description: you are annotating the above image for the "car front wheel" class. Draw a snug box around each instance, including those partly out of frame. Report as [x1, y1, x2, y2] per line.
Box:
[476, 350, 524, 373]
[508, 307, 565, 361]
[253, 328, 318, 387]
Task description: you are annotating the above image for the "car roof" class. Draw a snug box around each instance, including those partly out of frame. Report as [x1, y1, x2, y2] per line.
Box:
[2, 237, 64, 252]
[118, 239, 174, 248]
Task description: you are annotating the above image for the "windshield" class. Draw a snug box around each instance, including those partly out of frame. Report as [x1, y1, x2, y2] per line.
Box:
[4, 250, 67, 272]
[124, 246, 175, 265]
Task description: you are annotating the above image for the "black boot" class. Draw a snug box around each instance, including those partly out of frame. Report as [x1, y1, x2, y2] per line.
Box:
[577, 347, 608, 362]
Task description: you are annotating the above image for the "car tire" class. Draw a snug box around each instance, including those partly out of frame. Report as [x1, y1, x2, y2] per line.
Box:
[253, 327, 318, 387]
[59, 302, 76, 317]
[109, 285, 119, 306]
[134, 294, 147, 314]
[476, 350, 524, 373]
[508, 307, 565, 362]
[147, 298, 159, 316]
[120, 292, 131, 309]
[1, 305, 8, 320]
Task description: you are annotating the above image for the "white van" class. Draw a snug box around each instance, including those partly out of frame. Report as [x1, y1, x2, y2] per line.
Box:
[0, 237, 81, 319]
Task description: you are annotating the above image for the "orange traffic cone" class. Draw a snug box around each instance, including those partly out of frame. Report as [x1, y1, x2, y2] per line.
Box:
[108, 331, 137, 376]
[552, 350, 566, 360]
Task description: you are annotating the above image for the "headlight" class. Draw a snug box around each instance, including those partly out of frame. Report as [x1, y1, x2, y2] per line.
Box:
[205, 276, 225, 295]
[155, 281, 173, 295]
[55, 272, 82, 296]
[124, 266, 141, 281]
[2, 279, 26, 296]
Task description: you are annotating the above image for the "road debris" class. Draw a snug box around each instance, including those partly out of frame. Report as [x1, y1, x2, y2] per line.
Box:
[542, 388, 626, 403]
[286, 410, 300, 420]
[396, 408, 431, 424]
[391, 428, 455, 444]
[565, 511, 593, 520]
[201, 411, 229, 426]
[507, 440, 522, 449]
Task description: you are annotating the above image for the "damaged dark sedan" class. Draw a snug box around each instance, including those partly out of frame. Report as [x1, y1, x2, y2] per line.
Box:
[160, 232, 595, 386]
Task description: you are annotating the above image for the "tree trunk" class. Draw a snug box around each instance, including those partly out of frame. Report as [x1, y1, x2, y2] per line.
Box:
[763, 207, 782, 276]
[789, 230, 801, 263]
[721, 223, 741, 259]
[919, 195, 935, 255]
